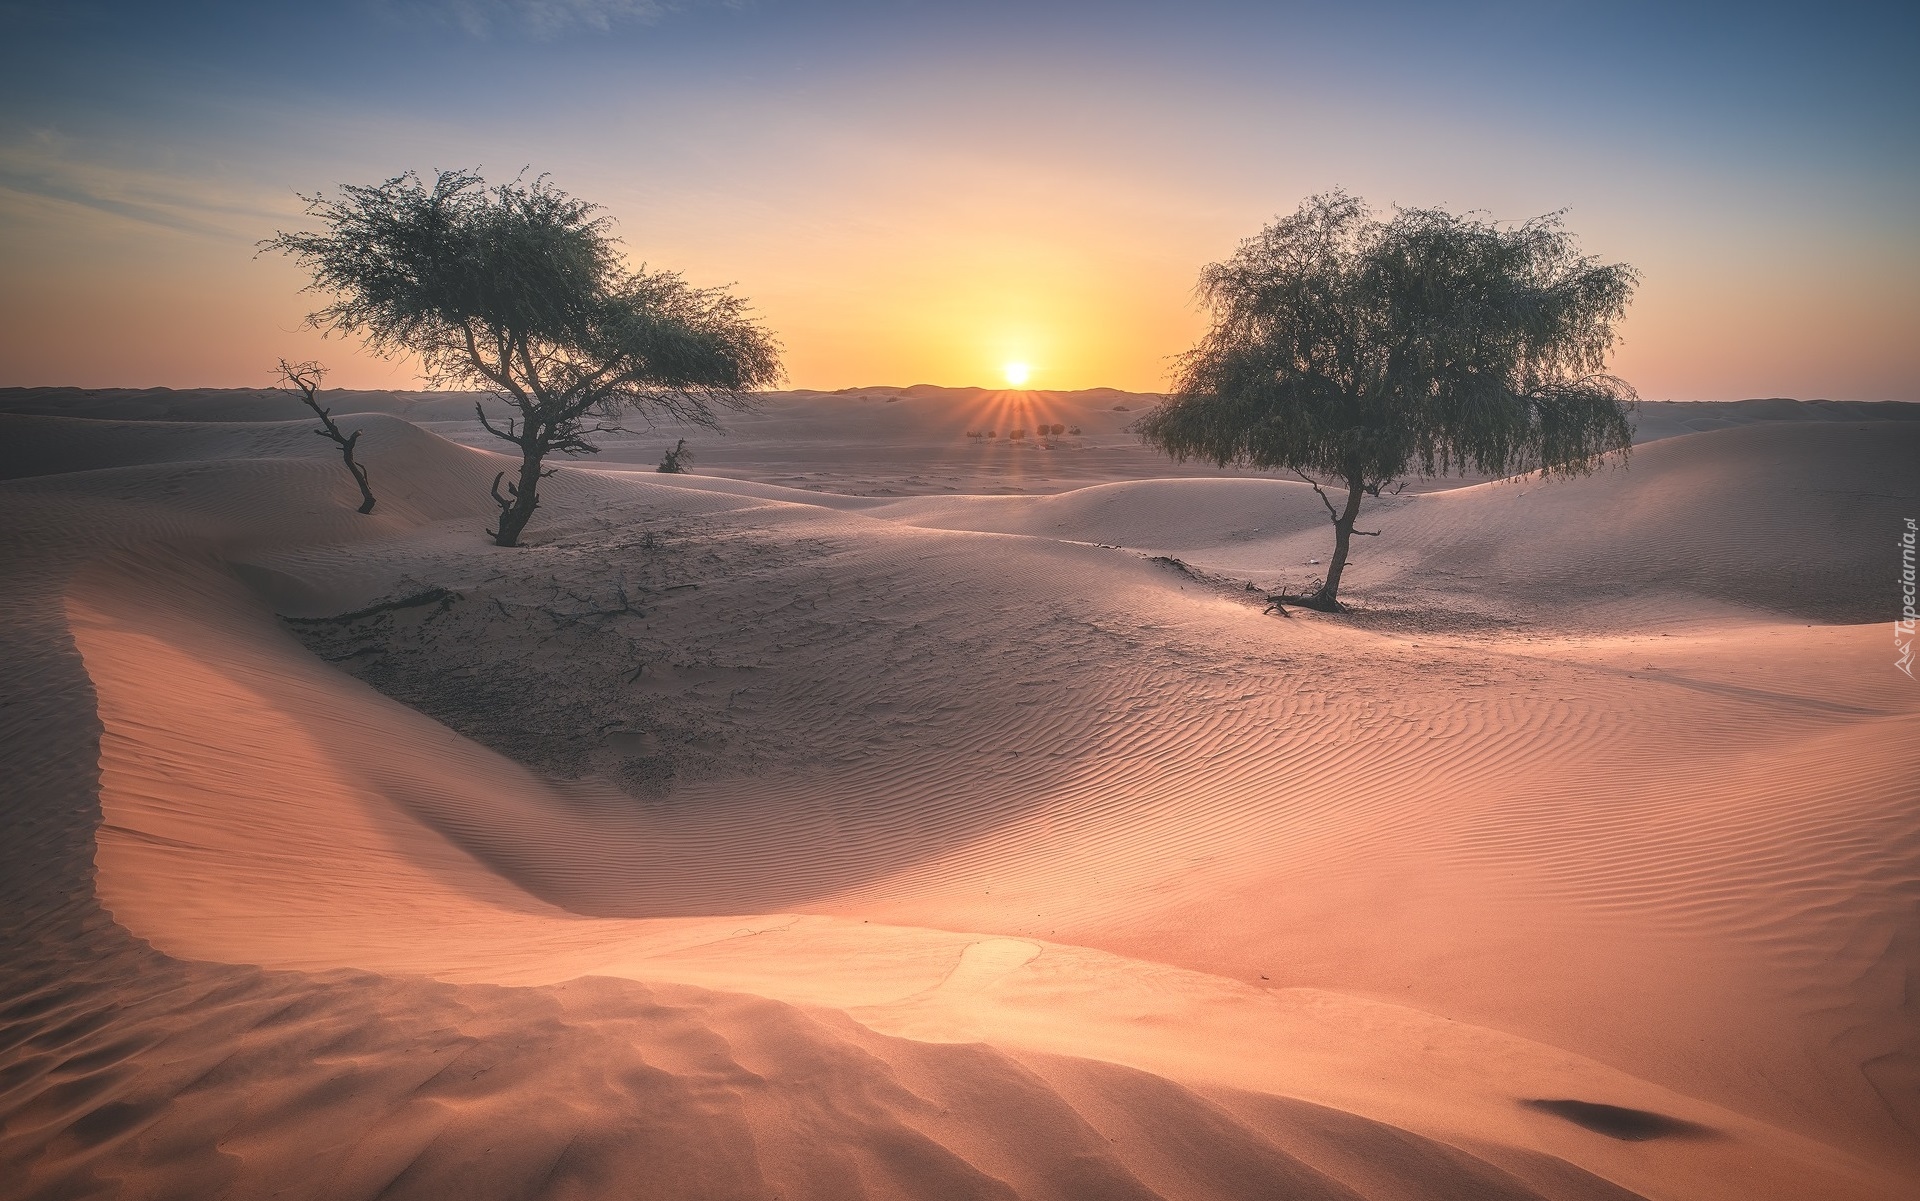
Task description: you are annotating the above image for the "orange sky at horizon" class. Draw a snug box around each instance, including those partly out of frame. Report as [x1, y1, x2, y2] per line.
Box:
[2, 4, 1914, 401]
[0, 163, 1216, 396]
[7, 171, 1914, 403]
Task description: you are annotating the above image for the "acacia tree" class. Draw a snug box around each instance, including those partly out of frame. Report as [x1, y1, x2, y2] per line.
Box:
[1138, 191, 1638, 611]
[265, 169, 781, 546]
[275, 359, 377, 513]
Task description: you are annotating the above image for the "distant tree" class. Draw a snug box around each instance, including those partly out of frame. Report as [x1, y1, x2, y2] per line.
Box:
[658, 438, 692, 473]
[274, 359, 376, 513]
[1138, 191, 1637, 611]
[264, 169, 781, 546]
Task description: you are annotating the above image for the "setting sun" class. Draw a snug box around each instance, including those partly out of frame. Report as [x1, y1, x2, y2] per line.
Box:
[1002, 361, 1032, 387]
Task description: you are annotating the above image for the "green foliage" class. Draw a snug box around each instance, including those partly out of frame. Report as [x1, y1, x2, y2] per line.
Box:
[1138, 191, 1637, 488]
[1138, 191, 1638, 610]
[264, 169, 781, 544]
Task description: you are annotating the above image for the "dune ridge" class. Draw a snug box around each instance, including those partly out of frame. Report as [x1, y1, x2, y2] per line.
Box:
[2, 397, 1916, 1199]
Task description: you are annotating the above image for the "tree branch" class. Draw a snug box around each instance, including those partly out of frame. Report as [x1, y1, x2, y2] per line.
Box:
[513, 330, 552, 408]
[475, 400, 519, 444]
[1296, 471, 1340, 523]
[461, 323, 526, 402]
[277, 358, 376, 514]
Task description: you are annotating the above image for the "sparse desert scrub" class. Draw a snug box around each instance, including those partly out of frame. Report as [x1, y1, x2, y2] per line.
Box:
[658, 438, 693, 473]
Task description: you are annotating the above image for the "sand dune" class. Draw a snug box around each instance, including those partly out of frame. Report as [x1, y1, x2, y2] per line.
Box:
[863, 421, 1918, 623]
[2, 392, 1916, 1199]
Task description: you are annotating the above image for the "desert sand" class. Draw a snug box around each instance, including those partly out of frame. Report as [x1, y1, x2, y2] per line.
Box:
[1, 386, 1916, 1200]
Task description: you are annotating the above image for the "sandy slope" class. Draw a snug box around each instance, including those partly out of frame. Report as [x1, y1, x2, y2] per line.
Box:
[2, 391, 1916, 1200]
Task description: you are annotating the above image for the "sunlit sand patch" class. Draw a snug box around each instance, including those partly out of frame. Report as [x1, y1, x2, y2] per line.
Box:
[4, 399, 1913, 1198]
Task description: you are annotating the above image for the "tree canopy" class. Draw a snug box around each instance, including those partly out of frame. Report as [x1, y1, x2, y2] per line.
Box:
[1137, 191, 1638, 610]
[265, 169, 782, 545]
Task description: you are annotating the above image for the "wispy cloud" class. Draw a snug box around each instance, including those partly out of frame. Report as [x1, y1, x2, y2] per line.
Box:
[389, 0, 740, 38]
[0, 131, 288, 241]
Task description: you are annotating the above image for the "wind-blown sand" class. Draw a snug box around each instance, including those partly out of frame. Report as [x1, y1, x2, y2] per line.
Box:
[1, 388, 1916, 1200]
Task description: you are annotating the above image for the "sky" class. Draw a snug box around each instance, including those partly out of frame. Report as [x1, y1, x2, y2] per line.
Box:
[0, 0, 1914, 398]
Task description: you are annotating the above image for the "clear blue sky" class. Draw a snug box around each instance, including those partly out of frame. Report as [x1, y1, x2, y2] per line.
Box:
[2, 0, 1914, 396]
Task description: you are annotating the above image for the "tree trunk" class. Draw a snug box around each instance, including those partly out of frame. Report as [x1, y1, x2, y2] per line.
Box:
[1308, 475, 1367, 611]
[304, 407, 377, 515]
[346, 454, 376, 514]
[491, 444, 548, 547]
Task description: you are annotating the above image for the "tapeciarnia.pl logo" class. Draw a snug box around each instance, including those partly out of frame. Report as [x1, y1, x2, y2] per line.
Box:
[1899, 517, 1916, 678]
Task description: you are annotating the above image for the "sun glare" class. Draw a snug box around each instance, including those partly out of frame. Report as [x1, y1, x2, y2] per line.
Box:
[1002, 361, 1032, 387]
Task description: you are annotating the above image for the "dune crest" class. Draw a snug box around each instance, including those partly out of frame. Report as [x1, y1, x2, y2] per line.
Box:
[3, 395, 1916, 1199]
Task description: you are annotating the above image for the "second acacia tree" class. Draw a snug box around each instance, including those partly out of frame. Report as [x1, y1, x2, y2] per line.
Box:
[267, 169, 782, 546]
[1138, 191, 1638, 611]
